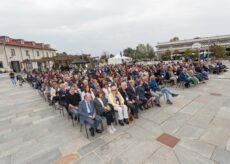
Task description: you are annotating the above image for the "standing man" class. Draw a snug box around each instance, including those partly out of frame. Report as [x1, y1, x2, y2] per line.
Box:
[78, 93, 103, 137]
[9, 71, 16, 86]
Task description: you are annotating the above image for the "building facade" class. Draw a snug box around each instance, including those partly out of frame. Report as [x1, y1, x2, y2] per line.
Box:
[0, 36, 56, 72]
[156, 34, 230, 58]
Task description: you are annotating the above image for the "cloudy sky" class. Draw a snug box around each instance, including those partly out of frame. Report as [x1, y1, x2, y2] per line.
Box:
[0, 0, 229, 55]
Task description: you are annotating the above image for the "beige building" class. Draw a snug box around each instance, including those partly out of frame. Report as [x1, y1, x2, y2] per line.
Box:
[156, 34, 230, 58]
[0, 36, 56, 72]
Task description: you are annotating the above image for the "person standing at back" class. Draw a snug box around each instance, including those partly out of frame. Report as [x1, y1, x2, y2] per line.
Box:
[9, 71, 16, 86]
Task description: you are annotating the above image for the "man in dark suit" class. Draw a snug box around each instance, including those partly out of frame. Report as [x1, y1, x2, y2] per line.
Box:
[126, 79, 137, 100]
[126, 79, 143, 110]
[119, 81, 139, 119]
[78, 93, 103, 136]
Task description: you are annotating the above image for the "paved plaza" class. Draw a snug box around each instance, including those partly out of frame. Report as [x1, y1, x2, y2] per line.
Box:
[0, 62, 230, 164]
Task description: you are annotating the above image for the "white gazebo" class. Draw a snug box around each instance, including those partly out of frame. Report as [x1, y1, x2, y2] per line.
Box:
[108, 55, 132, 64]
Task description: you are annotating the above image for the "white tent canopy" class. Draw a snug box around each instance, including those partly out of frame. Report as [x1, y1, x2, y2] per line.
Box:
[107, 54, 132, 64]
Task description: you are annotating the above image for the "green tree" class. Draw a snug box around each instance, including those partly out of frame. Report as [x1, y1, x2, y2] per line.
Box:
[173, 50, 179, 54]
[209, 44, 226, 59]
[123, 43, 155, 60]
[184, 49, 200, 59]
[110, 54, 115, 58]
[146, 44, 155, 59]
[184, 49, 193, 58]
[53, 61, 60, 70]
[161, 50, 171, 60]
[170, 37, 179, 42]
[80, 54, 91, 62]
[136, 44, 147, 59]
[123, 47, 134, 57]
[100, 52, 109, 63]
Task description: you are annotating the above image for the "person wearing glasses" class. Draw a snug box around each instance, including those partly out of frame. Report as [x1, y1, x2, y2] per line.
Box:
[108, 85, 129, 126]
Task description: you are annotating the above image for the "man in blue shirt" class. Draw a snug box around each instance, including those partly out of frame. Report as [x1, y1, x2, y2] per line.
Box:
[149, 75, 179, 104]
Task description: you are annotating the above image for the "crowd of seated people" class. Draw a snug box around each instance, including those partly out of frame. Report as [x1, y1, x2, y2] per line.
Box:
[208, 60, 228, 74]
[25, 59, 227, 137]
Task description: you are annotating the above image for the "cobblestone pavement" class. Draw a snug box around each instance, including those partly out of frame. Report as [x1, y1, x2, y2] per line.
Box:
[0, 61, 230, 164]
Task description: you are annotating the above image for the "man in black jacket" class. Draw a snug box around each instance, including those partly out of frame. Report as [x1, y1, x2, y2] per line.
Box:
[142, 74, 161, 107]
[119, 81, 139, 119]
[126, 79, 143, 110]
[66, 86, 81, 119]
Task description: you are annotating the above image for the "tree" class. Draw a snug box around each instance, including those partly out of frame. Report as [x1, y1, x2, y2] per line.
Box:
[56, 52, 68, 56]
[100, 51, 109, 63]
[161, 50, 171, 60]
[170, 37, 179, 42]
[123, 43, 155, 60]
[184, 49, 199, 59]
[173, 50, 179, 54]
[146, 44, 155, 59]
[53, 60, 60, 70]
[80, 54, 91, 62]
[110, 54, 115, 58]
[136, 44, 147, 59]
[209, 44, 226, 59]
[184, 49, 193, 58]
[123, 47, 135, 58]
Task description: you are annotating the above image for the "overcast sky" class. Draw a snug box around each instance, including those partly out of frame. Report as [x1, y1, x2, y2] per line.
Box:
[0, 0, 229, 55]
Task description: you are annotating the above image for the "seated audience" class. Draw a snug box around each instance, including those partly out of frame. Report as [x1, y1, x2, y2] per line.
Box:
[81, 85, 95, 100]
[108, 85, 129, 126]
[79, 93, 103, 137]
[142, 74, 160, 107]
[136, 79, 150, 109]
[93, 91, 116, 134]
[179, 68, 193, 88]
[149, 75, 179, 104]
[66, 86, 81, 119]
[119, 81, 139, 119]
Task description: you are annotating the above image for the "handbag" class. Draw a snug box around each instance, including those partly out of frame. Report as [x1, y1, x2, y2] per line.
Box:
[128, 112, 134, 123]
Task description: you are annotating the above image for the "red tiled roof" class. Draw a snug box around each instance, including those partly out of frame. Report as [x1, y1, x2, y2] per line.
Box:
[0, 36, 56, 51]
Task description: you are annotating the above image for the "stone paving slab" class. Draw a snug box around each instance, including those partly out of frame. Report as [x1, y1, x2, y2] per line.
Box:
[119, 140, 161, 164]
[78, 138, 106, 156]
[145, 146, 180, 164]
[73, 152, 105, 164]
[174, 145, 215, 164]
[177, 139, 215, 159]
[212, 147, 230, 164]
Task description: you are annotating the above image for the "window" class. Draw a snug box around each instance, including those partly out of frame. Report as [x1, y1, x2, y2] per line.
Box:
[37, 51, 39, 57]
[46, 52, 49, 57]
[26, 50, 30, 56]
[0, 61, 3, 68]
[11, 49, 15, 56]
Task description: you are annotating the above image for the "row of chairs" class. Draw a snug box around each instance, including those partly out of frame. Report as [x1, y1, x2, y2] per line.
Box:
[162, 79, 186, 89]
[36, 89, 98, 138]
